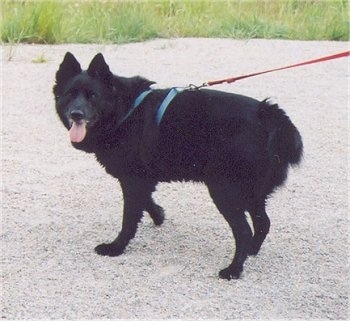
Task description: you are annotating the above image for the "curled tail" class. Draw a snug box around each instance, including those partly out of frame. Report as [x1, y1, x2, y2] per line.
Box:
[258, 100, 303, 167]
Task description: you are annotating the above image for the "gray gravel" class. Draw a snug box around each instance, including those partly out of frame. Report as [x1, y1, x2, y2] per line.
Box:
[1, 39, 349, 320]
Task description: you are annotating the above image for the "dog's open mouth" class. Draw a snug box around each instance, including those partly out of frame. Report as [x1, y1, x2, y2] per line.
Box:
[69, 120, 87, 143]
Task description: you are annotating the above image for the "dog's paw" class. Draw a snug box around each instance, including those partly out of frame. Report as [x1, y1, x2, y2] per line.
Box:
[219, 266, 242, 280]
[95, 242, 124, 256]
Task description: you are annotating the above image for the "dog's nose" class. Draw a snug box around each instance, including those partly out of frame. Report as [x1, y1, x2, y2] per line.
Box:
[70, 110, 85, 122]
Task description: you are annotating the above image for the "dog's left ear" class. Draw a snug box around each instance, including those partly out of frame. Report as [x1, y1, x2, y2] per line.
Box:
[87, 53, 113, 84]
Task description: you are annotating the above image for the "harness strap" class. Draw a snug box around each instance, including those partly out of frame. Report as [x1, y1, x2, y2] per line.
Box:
[117, 88, 153, 127]
[156, 87, 185, 125]
[119, 87, 185, 128]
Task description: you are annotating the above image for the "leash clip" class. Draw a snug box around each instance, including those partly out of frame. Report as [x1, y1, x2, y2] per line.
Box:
[186, 83, 208, 91]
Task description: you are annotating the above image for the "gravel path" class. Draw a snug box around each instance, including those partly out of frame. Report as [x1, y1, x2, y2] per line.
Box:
[1, 39, 348, 320]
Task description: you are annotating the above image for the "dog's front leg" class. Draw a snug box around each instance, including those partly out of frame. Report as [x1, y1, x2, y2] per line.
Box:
[95, 177, 152, 256]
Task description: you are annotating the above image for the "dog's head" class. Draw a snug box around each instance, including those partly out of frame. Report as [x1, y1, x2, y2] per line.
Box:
[54, 53, 155, 151]
[54, 52, 117, 147]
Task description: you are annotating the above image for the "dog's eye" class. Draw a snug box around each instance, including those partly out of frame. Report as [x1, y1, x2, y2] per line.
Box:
[66, 88, 77, 98]
[88, 91, 98, 99]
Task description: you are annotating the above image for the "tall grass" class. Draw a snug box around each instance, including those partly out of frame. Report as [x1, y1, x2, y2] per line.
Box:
[1, 0, 349, 44]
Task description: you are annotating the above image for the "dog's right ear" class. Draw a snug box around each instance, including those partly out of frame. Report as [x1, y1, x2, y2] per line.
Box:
[55, 52, 82, 87]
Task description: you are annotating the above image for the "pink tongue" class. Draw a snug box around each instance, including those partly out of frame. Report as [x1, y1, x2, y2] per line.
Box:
[69, 121, 87, 143]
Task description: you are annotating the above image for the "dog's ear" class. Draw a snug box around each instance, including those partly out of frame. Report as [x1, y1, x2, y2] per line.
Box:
[55, 52, 82, 85]
[87, 53, 113, 84]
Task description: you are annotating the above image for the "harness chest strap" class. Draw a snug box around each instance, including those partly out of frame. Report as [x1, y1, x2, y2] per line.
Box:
[121, 87, 185, 128]
[155, 87, 185, 125]
[117, 88, 153, 127]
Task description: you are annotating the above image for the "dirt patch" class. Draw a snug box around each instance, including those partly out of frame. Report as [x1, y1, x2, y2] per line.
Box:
[1, 39, 348, 319]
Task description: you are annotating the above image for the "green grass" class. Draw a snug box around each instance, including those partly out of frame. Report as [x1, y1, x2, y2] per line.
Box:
[1, 0, 349, 44]
[31, 53, 48, 63]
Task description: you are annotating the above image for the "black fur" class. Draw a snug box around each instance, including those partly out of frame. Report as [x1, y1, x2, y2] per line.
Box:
[54, 52, 303, 280]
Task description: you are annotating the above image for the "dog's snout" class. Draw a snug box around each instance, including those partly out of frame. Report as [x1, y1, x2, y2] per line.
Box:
[70, 110, 85, 122]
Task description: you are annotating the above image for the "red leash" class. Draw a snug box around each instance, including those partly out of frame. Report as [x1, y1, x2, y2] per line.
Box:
[202, 50, 349, 87]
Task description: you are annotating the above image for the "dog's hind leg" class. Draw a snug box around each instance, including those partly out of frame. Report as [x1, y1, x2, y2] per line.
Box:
[145, 198, 165, 226]
[248, 200, 270, 256]
[207, 182, 253, 280]
[95, 178, 156, 257]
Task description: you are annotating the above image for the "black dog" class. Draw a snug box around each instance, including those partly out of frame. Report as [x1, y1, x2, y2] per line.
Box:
[53, 52, 303, 279]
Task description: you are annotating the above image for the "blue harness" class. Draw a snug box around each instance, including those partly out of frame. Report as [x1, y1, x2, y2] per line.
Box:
[118, 87, 185, 128]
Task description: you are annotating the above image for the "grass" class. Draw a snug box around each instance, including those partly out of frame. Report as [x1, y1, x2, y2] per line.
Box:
[1, 0, 349, 44]
[31, 53, 48, 63]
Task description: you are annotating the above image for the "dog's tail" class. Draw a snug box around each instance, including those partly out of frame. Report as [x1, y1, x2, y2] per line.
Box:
[258, 100, 303, 167]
